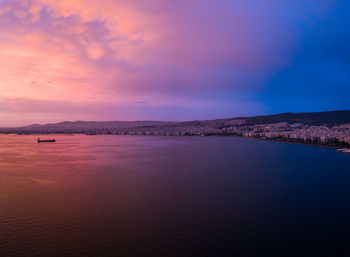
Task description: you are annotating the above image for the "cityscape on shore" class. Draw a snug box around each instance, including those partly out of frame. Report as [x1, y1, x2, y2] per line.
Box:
[1, 111, 350, 148]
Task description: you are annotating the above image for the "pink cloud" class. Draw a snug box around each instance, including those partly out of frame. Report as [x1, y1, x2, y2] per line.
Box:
[0, 0, 334, 125]
[87, 43, 105, 59]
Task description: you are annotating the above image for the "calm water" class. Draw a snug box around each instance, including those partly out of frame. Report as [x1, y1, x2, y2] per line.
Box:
[0, 135, 350, 257]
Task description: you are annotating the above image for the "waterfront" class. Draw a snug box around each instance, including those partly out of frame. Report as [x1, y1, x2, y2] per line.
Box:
[0, 135, 350, 257]
[2, 111, 350, 149]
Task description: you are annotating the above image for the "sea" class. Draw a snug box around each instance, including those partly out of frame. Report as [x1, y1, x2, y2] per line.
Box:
[0, 134, 349, 257]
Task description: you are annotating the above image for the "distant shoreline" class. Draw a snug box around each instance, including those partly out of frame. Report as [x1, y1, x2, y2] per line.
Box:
[1, 110, 350, 149]
[1, 132, 349, 151]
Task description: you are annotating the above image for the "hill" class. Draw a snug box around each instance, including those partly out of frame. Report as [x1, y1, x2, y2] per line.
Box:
[1, 110, 350, 134]
[239, 110, 350, 126]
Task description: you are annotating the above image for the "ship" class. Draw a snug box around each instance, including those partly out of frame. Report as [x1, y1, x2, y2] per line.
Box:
[37, 138, 56, 143]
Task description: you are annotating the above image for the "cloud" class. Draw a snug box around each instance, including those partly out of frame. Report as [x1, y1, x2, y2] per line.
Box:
[87, 43, 105, 59]
[260, 0, 350, 113]
[0, 0, 345, 125]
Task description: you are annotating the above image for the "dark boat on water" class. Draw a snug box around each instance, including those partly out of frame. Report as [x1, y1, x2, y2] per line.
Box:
[37, 138, 56, 143]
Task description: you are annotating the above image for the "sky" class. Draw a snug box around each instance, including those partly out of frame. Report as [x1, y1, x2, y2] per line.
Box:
[0, 0, 349, 126]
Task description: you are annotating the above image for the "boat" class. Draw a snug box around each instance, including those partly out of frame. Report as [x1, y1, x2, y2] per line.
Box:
[336, 148, 350, 154]
[37, 138, 56, 143]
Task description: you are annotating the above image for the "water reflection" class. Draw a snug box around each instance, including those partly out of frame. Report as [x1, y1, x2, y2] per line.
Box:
[0, 135, 349, 257]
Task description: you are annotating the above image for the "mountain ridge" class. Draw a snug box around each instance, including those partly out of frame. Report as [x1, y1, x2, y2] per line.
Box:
[1, 110, 350, 134]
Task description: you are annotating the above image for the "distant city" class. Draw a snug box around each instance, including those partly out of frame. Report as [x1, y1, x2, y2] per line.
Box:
[1, 111, 350, 148]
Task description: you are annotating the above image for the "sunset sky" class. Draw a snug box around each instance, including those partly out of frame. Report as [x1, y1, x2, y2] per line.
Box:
[0, 0, 349, 126]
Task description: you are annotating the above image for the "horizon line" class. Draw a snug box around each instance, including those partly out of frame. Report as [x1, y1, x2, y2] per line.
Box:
[2, 109, 350, 129]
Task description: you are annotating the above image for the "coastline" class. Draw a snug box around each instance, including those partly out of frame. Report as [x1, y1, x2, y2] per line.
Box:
[1, 132, 349, 151]
[1, 111, 350, 150]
